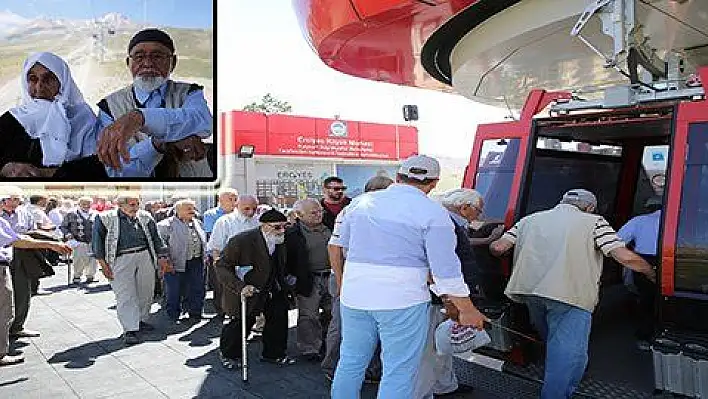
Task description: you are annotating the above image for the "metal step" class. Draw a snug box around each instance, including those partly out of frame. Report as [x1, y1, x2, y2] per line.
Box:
[454, 359, 684, 399]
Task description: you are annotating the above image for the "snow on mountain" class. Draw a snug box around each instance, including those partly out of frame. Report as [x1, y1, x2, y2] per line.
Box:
[0, 11, 137, 40]
[97, 12, 135, 29]
[0, 10, 30, 37]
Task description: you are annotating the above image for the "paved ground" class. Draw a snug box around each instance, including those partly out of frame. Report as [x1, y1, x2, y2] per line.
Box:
[0, 264, 503, 398]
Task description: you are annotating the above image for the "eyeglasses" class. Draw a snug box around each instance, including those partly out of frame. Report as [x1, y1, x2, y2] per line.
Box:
[128, 52, 172, 64]
[267, 223, 288, 231]
[326, 186, 347, 191]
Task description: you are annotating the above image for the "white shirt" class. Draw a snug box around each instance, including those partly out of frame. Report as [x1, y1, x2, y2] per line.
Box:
[206, 212, 260, 254]
[335, 184, 469, 311]
[25, 204, 53, 228]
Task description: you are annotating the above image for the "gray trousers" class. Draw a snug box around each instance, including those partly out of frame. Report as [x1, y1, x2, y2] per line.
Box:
[72, 242, 96, 279]
[0, 266, 13, 357]
[109, 250, 155, 332]
[413, 304, 458, 398]
[296, 274, 332, 355]
[9, 251, 32, 334]
[321, 276, 382, 378]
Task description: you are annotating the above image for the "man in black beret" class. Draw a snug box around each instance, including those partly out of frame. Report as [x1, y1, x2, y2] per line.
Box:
[95, 28, 213, 179]
[215, 209, 296, 368]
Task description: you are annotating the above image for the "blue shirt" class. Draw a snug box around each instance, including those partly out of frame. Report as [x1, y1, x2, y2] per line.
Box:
[0, 217, 19, 263]
[202, 206, 227, 234]
[617, 210, 661, 256]
[92, 81, 212, 178]
[1, 207, 34, 234]
[337, 184, 469, 310]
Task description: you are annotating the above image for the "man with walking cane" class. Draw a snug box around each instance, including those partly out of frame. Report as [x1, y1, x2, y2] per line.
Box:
[215, 209, 297, 371]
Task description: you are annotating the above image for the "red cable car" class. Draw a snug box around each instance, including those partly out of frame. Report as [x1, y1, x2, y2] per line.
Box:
[295, 0, 708, 396]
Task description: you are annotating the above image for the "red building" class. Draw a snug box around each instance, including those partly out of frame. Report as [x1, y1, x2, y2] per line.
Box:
[220, 111, 418, 206]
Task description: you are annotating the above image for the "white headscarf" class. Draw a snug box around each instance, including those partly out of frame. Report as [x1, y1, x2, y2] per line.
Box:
[8, 52, 96, 166]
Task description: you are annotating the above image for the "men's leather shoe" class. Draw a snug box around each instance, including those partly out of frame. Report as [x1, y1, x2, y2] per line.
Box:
[10, 330, 40, 338]
[139, 322, 155, 332]
[0, 355, 24, 366]
[124, 331, 140, 345]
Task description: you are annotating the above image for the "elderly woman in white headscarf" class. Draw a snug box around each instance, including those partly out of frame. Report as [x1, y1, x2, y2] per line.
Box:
[0, 52, 106, 179]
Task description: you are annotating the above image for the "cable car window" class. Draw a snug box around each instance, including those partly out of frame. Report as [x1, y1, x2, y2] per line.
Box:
[475, 138, 520, 221]
[523, 151, 622, 220]
[632, 145, 668, 216]
[675, 123, 708, 294]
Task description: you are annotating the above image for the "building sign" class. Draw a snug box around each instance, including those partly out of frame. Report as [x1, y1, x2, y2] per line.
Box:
[227, 111, 418, 160]
[254, 162, 331, 205]
[330, 120, 348, 137]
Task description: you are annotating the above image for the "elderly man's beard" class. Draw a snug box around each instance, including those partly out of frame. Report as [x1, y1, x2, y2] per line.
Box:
[265, 232, 285, 245]
[133, 75, 167, 92]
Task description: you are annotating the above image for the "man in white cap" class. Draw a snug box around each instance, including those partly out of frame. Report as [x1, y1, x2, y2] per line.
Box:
[330, 154, 487, 399]
[490, 188, 657, 399]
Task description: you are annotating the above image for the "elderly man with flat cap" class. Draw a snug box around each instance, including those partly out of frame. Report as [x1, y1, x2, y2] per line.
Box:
[95, 28, 213, 178]
[490, 189, 657, 399]
[216, 208, 296, 368]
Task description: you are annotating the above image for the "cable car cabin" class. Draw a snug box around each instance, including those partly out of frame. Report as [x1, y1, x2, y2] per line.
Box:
[462, 68, 708, 398]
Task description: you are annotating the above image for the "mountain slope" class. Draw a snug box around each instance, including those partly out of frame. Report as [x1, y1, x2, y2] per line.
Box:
[0, 11, 212, 113]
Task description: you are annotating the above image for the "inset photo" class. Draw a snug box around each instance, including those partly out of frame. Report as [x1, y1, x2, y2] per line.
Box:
[0, 0, 214, 182]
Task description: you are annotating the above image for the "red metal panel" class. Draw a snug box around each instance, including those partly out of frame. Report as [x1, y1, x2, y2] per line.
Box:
[222, 111, 417, 159]
[227, 112, 269, 155]
[233, 131, 267, 155]
[399, 141, 418, 158]
[267, 113, 316, 134]
[662, 106, 708, 296]
[659, 66, 708, 296]
[231, 110, 267, 131]
[352, 0, 409, 18]
[397, 125, 418, 142]
[359, 122, 397, 142]
[293, 0, 477, 88]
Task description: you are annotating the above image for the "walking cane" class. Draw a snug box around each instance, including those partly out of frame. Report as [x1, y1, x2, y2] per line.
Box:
[65, 253, 72, 287]
[241, 286, 259, 383]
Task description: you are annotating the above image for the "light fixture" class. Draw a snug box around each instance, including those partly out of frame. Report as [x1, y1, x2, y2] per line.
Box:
[238, 144, 255, 158]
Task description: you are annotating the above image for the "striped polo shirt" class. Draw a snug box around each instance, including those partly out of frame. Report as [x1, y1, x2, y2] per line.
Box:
[502, 204, 625, 311]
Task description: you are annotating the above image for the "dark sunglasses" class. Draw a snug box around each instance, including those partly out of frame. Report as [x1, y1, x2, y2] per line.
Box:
[327, 186, 347, 191]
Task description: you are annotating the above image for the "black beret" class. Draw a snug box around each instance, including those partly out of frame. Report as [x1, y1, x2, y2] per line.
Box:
[259, 209, 287, 223]
[128, 28, 175, 54]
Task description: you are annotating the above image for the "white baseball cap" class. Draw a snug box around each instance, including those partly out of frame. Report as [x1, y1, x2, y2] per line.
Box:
[398, 154, 441, 181]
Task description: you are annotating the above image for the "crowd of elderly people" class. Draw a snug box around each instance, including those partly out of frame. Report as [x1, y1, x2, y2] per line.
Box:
[0, 152, 660, 399]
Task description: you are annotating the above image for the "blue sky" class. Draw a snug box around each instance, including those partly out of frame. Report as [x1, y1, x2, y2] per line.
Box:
[1, 0, 212, 28]
[218, 1, 509, 159]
